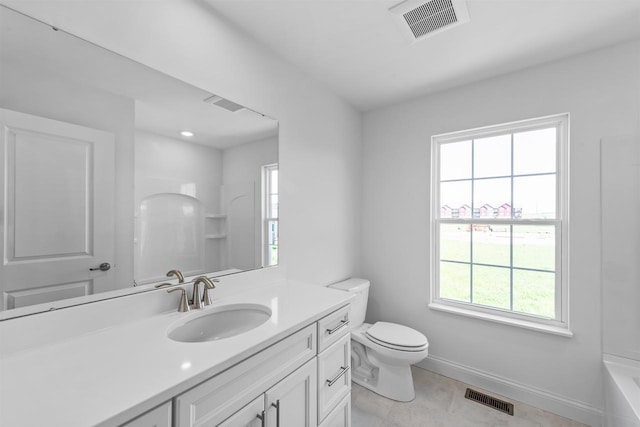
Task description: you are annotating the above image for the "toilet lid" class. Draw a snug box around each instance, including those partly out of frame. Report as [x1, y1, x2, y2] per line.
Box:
[366, 322, 428, 350]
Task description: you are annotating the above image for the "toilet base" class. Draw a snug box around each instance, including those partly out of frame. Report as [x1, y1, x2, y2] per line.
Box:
[352, 361, 416, 402]
[350, 336, 420, 402]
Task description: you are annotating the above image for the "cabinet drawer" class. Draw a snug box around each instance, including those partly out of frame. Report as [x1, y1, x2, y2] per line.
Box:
[318, 394, 351, 427]
[174, 324, 316, 427]
[317, 305, 350, 353]
[317, 333, 351, 423]
[217, 395, 263, 427]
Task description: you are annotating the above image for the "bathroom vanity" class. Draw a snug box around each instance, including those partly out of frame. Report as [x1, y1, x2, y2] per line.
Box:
[0, 278, 353, 427]
[0, 5, 351, 425]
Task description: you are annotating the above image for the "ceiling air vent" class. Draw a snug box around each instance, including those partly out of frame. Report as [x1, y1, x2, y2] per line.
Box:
[389, 0, 470, 42]
[203, 94, 245, 112]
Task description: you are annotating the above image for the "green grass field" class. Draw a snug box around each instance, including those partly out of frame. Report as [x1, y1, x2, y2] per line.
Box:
[439, 225, 556, 318]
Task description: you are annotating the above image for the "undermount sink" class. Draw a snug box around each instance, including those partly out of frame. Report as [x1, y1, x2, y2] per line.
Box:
[168, 304, 272, 343]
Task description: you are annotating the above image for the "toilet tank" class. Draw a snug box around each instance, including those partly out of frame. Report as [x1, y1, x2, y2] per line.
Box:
[329, 278, 370, 329]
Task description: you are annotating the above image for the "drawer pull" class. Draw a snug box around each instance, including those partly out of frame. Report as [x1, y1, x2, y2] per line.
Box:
[271, 400, 280, 426]
[326, 320, 349, 335]
[326, 366, 350, 387]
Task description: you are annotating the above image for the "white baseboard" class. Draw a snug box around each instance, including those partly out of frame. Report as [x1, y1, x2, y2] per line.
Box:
[417, 355, 603, 427]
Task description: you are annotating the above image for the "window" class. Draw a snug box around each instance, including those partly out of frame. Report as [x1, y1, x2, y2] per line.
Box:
[263, 164, 278, 267]
[430, 114, 570, 334]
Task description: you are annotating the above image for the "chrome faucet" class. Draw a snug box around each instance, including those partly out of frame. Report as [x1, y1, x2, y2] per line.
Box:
[167, 287, 190, 312]
[192, 276, 219, 308]
[190, 279, 205, 309]
[161, 275, 218, 311]
[166, 269, 185, 283]
[155, 282, 190, 312]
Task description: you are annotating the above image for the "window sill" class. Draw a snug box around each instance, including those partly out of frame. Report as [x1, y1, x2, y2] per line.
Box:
[428, 302, 573, 337]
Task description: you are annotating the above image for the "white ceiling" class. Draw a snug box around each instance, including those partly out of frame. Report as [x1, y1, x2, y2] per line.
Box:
[206, 0, 640, 111]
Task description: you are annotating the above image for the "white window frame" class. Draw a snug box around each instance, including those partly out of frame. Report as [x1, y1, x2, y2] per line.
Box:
[429, 114, 571, 336]
[262, 163, 278, 267]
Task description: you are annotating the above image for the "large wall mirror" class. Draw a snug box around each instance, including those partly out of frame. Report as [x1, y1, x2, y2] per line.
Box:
[0, 6, 279, 319]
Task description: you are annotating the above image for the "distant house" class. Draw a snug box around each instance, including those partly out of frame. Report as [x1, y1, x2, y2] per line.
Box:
[498, 203, 512, 217]
[440, 204, 453, 218]
[479, 203, 497, 218]
[459, 204, 472, 218]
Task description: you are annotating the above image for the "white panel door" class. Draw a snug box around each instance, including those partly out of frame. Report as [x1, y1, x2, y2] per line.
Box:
[265, 358, 317, 427]
[0, 108, 115, 310]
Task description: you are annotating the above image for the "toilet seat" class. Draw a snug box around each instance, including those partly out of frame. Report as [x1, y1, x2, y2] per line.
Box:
[365, 322, 428, 352]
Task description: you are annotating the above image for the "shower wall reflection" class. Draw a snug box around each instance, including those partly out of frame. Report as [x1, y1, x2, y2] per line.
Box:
[134, 131, 278, 285]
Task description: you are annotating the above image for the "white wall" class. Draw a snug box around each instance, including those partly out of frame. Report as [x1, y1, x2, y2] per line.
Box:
[223, 137, 278, 187]
[361, 40, 640, 425]
[0, 0, 363, 285]
[135, 131, 223, 213]
[223, 137, 278, 267]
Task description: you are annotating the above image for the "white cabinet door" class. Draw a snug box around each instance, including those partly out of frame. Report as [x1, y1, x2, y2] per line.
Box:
[0, 108, 115, 310]
[265, 358, 317, 427]
[218, 395, 264, 427]
[122, 401, 172, 427]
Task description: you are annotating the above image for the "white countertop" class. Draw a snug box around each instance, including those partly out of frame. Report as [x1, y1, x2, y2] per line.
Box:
[0, 280, 352, 426]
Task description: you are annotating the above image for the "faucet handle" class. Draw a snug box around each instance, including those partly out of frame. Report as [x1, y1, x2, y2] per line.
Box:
[202, 281, 217, 306]
[167, 287, 190, 312]
[154, 282, 174, 289]
[205, 278, 219, 289]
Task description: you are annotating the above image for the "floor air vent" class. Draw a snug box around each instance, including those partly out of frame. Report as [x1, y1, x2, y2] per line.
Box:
[389, 0, 470, 42]
[464, 388, 514, 416]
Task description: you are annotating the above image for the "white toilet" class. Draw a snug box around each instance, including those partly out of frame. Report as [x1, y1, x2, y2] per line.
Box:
[328, 278, 429, 402]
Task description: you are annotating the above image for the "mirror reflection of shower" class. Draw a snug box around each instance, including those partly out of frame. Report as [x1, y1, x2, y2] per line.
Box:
[134, 130, 278, 285]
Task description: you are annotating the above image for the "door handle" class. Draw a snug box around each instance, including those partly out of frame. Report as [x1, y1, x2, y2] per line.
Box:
[89, 262, 111, 272]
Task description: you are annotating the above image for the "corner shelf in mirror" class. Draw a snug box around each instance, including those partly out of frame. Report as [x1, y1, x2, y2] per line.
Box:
[205, 234, 227, 239]
[205, 213, 227, 240]
[205, 213, 227, 219]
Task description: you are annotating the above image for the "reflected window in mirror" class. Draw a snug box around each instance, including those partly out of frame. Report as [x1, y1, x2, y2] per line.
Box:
[263, 164, 279, 267]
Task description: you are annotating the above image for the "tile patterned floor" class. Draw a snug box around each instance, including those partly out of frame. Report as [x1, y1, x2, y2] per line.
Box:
[351, 367, 589, 427]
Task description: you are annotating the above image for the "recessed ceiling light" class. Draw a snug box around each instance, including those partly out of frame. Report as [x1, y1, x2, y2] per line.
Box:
[180, 131, 194, 137]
